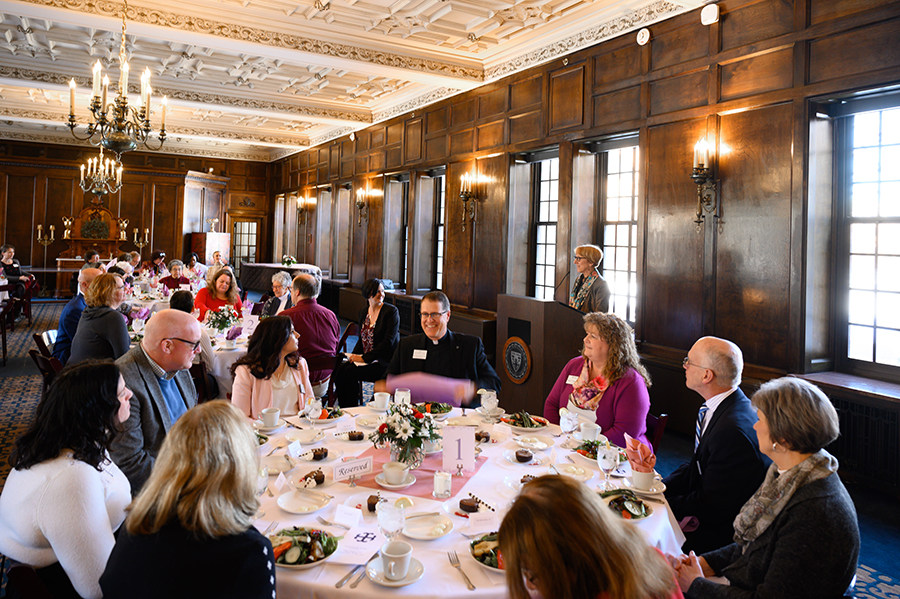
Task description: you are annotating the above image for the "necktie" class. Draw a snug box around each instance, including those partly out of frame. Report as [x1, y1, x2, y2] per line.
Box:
[694, 404, 709, 451]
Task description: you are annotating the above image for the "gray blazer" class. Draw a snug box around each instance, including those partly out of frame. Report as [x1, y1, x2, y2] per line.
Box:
[111, 346, 197, 494]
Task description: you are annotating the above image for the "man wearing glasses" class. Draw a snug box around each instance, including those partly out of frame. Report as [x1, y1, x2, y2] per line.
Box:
[377, 291, 500, 406]
[111, 309, 201, 494]
[662, 336, 769, 553]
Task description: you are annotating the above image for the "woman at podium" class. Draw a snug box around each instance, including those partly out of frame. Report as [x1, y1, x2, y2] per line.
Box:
[569, 244, 610, 313]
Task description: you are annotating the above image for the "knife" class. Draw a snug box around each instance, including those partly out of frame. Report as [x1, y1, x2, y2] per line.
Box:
[406, 511, 440, 519]
[335, 551, 379, 588]
[350, 552, 378, 589]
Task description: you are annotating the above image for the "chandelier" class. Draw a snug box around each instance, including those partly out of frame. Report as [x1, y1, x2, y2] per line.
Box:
[66, 0, 167, 159]
[80, 146, 123, 197]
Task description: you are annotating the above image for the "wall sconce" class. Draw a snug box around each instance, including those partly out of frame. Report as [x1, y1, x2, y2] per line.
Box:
[459, 172, 478, 231]
[297, 194, 310, 226]
[355, 187, 369, 226]
[62, 216, 74, 240]
[691, 139, 718, 230]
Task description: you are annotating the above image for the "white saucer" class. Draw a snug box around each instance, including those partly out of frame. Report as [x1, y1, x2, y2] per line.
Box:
[553, 463, 594, 482]
[276, 489, 331, 514]
[375, 472, 417, 490]
[366, 401, 390, 412]
[622, 478, 666, 494]
[366, 557, 425, 587]
[253, 419, 286, 433]
[571, 431, 609, 444]
[502, 449, 549, 467]
[261, 455, 297, 474]
[513, 435, 554, 451]
[440, 498, 496, 518]
[285, 430, 324, 445]
[304, 415, 344, 429]
[446, 416, 480, 427]
[299, 447, 344, 463]
[356, 416, 381, 428]
[402, 514, 453, 540]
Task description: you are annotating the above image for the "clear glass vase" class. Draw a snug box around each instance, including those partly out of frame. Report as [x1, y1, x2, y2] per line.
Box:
[390, 444, 424, 470]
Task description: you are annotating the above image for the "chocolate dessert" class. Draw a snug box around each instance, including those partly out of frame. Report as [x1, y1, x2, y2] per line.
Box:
[475, 431, 491, 443]
[303, 469, 325, 486]
[367, 495, 380, 512]
[459, 497, 479, 513]
[515, 449, 533, 463]
[312, 448, 328, 461]
[348, 431, 364, 441]
[520, 474, 535, 484]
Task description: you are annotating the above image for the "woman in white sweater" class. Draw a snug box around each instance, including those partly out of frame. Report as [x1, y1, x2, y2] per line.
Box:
[0, 360, 132, 599]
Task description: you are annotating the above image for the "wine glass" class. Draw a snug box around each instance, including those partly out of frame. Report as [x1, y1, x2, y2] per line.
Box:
[597, 447, 619, 491]
[376, 502, 405, 542]
[560, 412, 579, 437]
[131, 318, 145, 334]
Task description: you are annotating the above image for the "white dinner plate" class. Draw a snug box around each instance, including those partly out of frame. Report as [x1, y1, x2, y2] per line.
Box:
[469, 549, 504, 575]
[502, 449, 549, 467]
[601, 494, 653, 520]
[288, 467, 334, 489]
[298, 447, 344, 463]
[276, 490, 331, 514]
[500, 416, 549, 435]
[503, 474, 529, 492]
[622, 478, 666, 494]
[344, 491, 406, 516]
[304, 414, 345, 429]
[252, 419, 286, 434]
[375, 472, 417, 490]
[285, 430, 324, 445]
[333, 431, 369, 442]
[513, 435, 554, 451]
[262, 455, 297, 475]
[440, 498, 496, 519]
[554, 463, 594, 482]
[446, 416, 480, 427]
[366, 557, 425, 587]
[402, 514, 453, 540]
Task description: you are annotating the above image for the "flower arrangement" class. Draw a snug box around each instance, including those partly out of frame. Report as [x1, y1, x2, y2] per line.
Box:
[281, 255, 297, 266]
[206, 304, 240, 332]
[368, 403, 440, 466]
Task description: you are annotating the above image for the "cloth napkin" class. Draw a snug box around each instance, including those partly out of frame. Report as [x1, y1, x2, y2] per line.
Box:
[226, 326, 242, 341]
[624, 432, 656, 473]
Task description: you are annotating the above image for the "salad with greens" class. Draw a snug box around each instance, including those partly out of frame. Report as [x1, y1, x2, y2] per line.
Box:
[268, 527, 339, 566]
[501, 411, 548, 429]
[470, 532, 502, 570]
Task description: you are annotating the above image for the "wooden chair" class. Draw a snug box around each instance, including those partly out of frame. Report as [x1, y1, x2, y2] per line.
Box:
[304, 354, 342, 406]
[251, 293, 271, 315]
[190, 361, 213, 403]
[1, 283, 18, 366]
[28, 349, 63, 401]
[645, 412, 669, 454]
[33, 330, 57, 358]
[5, 559, 54, 599]
[325, 323, 360, 405]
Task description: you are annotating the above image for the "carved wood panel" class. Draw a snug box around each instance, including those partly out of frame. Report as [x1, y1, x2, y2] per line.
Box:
[510, 74, 543, 109]
[809, 19, 900, 84]
[405, 118, 424, 164]
[479, 87, 508, 119]
[593, 86, 642, 128]
[594, 44, 642, 88]
[443, 161, 474, 305]
[472, 154, 507, 311]
[649, 70, 709, 115]
[476, 119, 506, 151]
[549, 62, 585, 132]
[720, 47, 794, 102]
[426, 107, 447, 134]
[650, 20, 708, 71]
[721, 0, 793, 51]
[509, 110, 543, 144]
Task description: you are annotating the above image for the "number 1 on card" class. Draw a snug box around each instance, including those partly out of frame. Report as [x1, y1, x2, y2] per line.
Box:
[443, 426, 475, 472]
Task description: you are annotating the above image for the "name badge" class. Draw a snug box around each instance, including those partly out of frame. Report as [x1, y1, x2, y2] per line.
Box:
[565, 375, 578, 385]
[413, 349, 428, 360]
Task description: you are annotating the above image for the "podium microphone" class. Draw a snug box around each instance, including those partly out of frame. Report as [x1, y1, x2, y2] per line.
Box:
[554, 270, 570, 295]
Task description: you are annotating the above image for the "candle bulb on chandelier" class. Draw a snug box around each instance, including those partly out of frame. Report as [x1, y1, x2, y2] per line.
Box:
[92, 61, 102, 97]
[160, 96, 167, 130]
[80, 164, 85, 183]
[37, 224, 42, 241]
[117, 165, 123, 185]
[50, 225, 55, 241]
[101, 76, 109, 112]
[133, 228, 138, 244]
[68, 79, 75, 117]
[119, 61, 129, 97]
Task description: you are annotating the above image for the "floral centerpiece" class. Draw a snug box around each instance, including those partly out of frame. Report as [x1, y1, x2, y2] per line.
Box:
[206, 304, 240, 334]
[281, 254, 297, 266]
[368, 403, 440, 469]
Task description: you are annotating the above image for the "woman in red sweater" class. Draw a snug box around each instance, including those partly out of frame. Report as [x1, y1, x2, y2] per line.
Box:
[194, 267, 242, 321]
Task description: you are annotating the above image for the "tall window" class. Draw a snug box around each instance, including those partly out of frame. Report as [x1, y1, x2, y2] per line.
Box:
[600, 145, 639, 323]
[400, 179, 410, 289]
[434, 174, 446, 290]
[838, 103, 900, 373]
[532, 157, 559, 300]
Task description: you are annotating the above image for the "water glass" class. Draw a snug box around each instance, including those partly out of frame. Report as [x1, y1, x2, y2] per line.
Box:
[480, 390, 499, 422]
[597, 447, 619, 491]
[257, 467, 269, 497]
[376, 502, 405, 541]
[560, 412, 579, 435]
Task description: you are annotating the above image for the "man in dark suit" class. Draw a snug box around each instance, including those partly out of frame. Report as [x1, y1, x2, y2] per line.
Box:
[377, 291, 500, 406]
[663, 336, 769, 554]
[260, 271, 293, 316]
[52, 267, 101, 364]
[111, 309, 200, 494]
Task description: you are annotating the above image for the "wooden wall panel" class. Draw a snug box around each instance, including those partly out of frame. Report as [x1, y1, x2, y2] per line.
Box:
[370, 152, 385, 172]
[549, 63, 585, 132]
[721, 0, 794, 51]
[594, 45, 642, 87]
[371, 128, 385, 148]
[715, 103, 793, 368]
[649, 70, 709, 115]
[479, 87, 508, 118]
[593, 86, 642, 127]
[387, 123, 403, 146]
[650, 22, 708, 71]
[318, 148, 329, 165]
[386, 146, 402, 169]
[443, 161, 474, 306]
[643, 120, 707, 350]
[472, 154, 507, 311]
[449, 129, 475, 155]
[450, 99, 476, 128]
[426, 108, 447, 133]
[810, 0, 896, 25]
[6, 175, 37, 265]
[509, 111, 543, 144]
[720, 47, 794, 102]
[510, 74, 543, 109]
[152, 183, 181, 258]
[809, 19, 900, 84]
[330, 144, 341, 178]
[365, 178, 384, 280]
[42, 176, 76, 264]
[425, 136, 448, 162]
[355, 155, 368, 175]
[405, 118, 423, 163]
[476, 120, 506, 151]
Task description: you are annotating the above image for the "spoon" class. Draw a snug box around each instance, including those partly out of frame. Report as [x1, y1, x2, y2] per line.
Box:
[265, 439, 286, 456]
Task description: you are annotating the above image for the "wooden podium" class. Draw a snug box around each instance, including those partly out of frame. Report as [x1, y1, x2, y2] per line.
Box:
[495, 294, 586, 415]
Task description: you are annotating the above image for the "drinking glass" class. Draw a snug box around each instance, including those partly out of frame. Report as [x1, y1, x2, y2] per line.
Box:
[597, 447, 619, 491]
[376, 502, 405, 542]
[480, 391, 499, 422]
[131, 318, 145, 334]
[257, 467, 269, 497]
[560, 412, 579, 436]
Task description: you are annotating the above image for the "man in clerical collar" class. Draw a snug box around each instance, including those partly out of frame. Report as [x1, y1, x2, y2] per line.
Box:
[111, 309, 200, 494]
[377, 291, 500, 406]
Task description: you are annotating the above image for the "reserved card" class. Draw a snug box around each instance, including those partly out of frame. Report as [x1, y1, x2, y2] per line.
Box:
[468, 511, 499, 533]
[443, 426, 476, 472]
[287, 441, 303, 458]
[334, 456, 374, 482]
[333, 504, 362, 529]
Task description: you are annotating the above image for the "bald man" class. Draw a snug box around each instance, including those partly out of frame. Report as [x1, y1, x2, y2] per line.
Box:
[662, 337, 769, 554]
[52, 267, 102, 364]
[281, 273, 339, 397]
[111, 309, 200, 493]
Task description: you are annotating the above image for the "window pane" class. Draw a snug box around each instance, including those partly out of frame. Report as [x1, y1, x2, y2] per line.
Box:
[854, 112, 880, 147]
[621, 148, 634, 173]
[605, 248, 616, 270]
[881, 182, 900, 216]
[852, 148, 880, 182]
[549, 201, 558, 221]
[850, 223, 876, 254]
[547, 226, 556, 245]
[848, 289, 875, 325]
[851, 183, 879, 217]
[883, 109, 900, 145]
[605, 225, 616, 244]
[619, 197, 632, 221]
[877, 256, 900, 291]
[875, 328, 900, 366]
[848, 325, 874, 361]
[881, 145, 900, 179]
[849, 255, 876, 289]
[607, 175, 619, 198]
[876, 292, 900, 328]
[878, 223, 900, 255]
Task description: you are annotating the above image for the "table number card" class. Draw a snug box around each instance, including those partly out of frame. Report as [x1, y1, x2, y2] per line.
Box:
[287, 441, 303, 458]
[443, 426, 476, 471]
[334, 456, 373, 482]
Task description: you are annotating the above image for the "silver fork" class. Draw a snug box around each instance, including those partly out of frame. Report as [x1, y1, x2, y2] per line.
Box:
[447, 551, 475, 591]
[316, 516, 350, 530]
[262, 521, 280, 535]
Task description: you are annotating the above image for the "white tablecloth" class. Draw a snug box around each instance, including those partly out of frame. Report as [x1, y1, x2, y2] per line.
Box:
[255, 407, 685, 598]
[208, 340, 247, 399]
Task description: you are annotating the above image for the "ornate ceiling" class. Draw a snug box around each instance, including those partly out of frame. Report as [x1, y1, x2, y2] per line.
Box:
[0, 0, 701, 161]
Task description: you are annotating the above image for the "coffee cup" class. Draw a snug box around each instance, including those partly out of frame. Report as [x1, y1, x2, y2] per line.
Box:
[260, 407, 280, 428]
[581, 422, 601, 441]
[373, 392, 391, 410]
[631, 470, 657, 491]
[382, 461, 410, 485]
[381, 540, 412, 581]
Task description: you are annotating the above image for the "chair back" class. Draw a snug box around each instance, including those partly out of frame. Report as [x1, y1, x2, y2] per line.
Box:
[251, 294, 271, 315]
[33, 331, 56, 358]
[189, 362, 212, 403]
[337, 322, 359, 354]
[6, 559, 55, 599]
[645, 412, 669, 454]
[1, 284, 18, 366]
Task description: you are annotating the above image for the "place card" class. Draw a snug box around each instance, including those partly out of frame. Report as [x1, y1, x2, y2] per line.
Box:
[468, 511, 499, 533]
[334, 456, 373, 482]
[333, 504, 362, 529]
[443, 426, 476, 472]
[287, 441, 303, 458]
[334, 420, 355, 434]
[274, 471, 287, 492]
[493, 423, 512, 439]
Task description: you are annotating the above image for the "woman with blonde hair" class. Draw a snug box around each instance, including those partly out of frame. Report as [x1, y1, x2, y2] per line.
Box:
[194, 266, 243, 320]
[570, 243, 610, 313]
[501, 475, 682, 599]
[544, 311, 651, 447]
[100, 401, 274, 599]
[68, 273, 130, 364]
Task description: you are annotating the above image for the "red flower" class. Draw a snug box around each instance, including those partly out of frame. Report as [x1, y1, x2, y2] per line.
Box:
[413, 411, 424, 419]
[378, 423, 388, 434]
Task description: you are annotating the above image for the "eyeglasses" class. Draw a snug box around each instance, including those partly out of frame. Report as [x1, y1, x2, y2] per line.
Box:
[166, 337, 202, 351]
[420, 311, 447, 320]
[573, 255, 587, 261]
[683, 356, 714, 372]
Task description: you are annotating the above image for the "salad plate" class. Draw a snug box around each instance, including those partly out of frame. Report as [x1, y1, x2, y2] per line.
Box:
[298, 447, 344, 463]
[252, 419, 286, 434]
[269, 528, 339, 569]
[502, 449, 549, 467]
[446, 416, 480, 427]
[553, 463, 594, 482]
[500, 412, 549, 434]
[413, 402, 453, 420]
[262, 455, 297, 474]
[469, 533, 503, 574]
[366, 557, 425, 587]
[375, 472, 417, 490]
[601, 491, 653, 520]
[355, 416, 382, 428]
[276, 490, 331, 514]
[344, 491, 406, 516]
[402, 514, 453, 540]
[513, 435, 554, 451]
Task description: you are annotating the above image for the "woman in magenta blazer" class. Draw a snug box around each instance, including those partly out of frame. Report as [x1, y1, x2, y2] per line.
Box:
[230, 316, 314, 420]
[544, 312, 651, 448]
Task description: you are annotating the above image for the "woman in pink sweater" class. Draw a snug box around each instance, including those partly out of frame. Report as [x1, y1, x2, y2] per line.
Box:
[544, 312, 651, 448]
[230, 316, 314, 419]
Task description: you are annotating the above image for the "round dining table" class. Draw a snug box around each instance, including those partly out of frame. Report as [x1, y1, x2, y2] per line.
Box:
[253, 405, 685, 598]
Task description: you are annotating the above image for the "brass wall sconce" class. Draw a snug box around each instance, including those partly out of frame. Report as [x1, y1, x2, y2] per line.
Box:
[117, 218, 129, 241]
[296, 194, 310, 226]
[62, 216, 74, 240]
[36, 224, 55, 247]
[355, 188, 369, 226]
[691, 139, 718, 230]
[133, 228, 149, 250]
[459, 172, 478, 231]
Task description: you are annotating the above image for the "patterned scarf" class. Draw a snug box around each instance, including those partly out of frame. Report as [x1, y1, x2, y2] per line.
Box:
[733, 449, 839, 550]
[569, 270, 600, 311]
[568, 357, 609, 412]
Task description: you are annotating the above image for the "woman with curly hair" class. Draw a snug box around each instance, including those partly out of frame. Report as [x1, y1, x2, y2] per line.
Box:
[194, 266, 242, 321]
[501, 475, 682, 599]
[543, 311, 651, 447]
[0, 360, 132, 599]
[229, 315, 314, 419]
